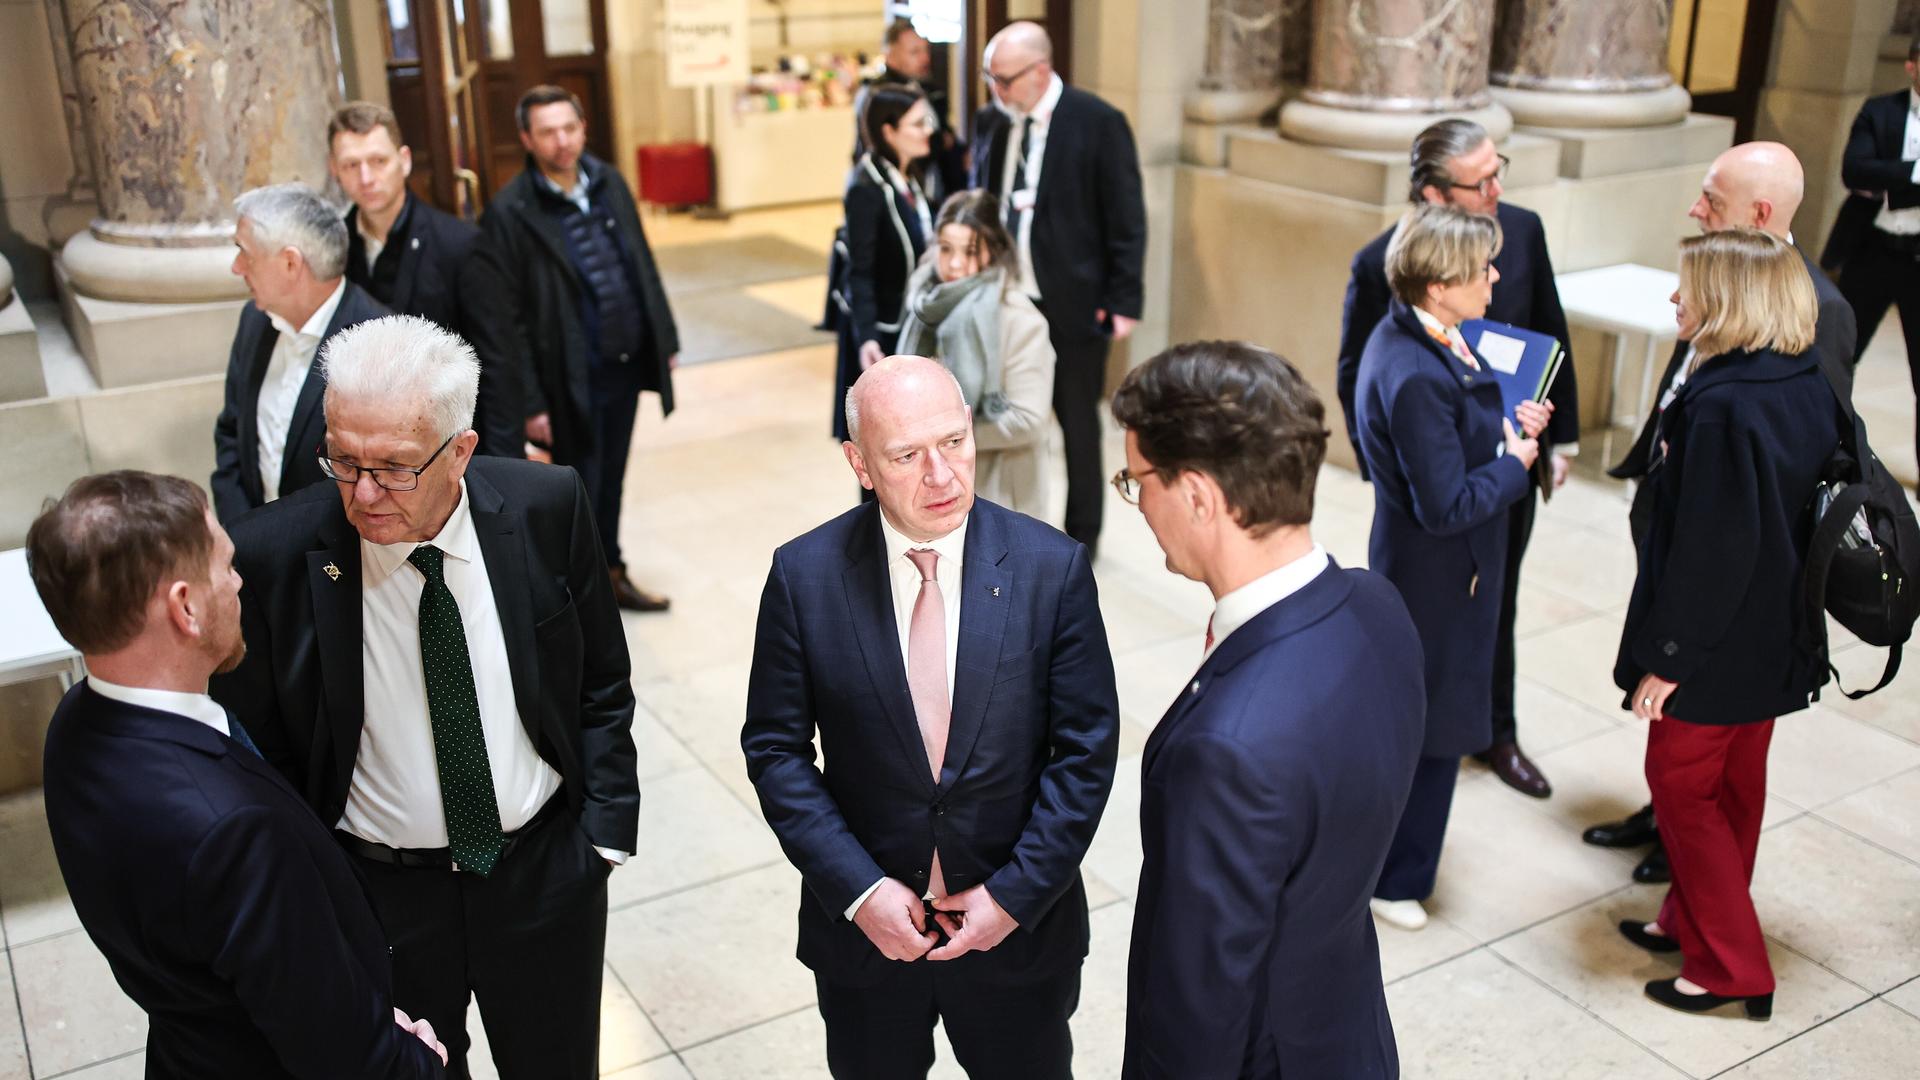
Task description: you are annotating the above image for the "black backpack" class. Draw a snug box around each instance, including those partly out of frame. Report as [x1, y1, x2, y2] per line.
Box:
[1801, 357, 1920, 698]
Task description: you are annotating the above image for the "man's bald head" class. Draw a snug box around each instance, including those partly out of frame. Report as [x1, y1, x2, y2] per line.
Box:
[986, 21, 1052, 66]
[845, 355, 967, 444]
[1691, 141, 1805, 239]
[983, 21, 1055, 112]
[844, 356, 976, 543]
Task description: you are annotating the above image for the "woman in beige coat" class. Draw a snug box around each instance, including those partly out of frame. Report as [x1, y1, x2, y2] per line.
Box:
[896, 190, 1057, 516]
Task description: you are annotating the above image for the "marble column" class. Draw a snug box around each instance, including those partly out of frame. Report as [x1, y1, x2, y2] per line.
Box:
[57, 0, 344, 303]
[1489, 0, 1690, 128]
[1187, 0, 1285, 123]
[39, 0, 98, 249]
[1280, 0, 1512, 151]
[1280, 0, 1313, 88]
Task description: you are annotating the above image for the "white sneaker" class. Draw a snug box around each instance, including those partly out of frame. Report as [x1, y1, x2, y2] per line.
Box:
[1370, 897, 1429, 931]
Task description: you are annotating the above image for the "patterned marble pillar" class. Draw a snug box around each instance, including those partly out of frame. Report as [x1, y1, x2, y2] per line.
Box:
[56, 0, 344, 303]
[1187, 0, 1286, 123]
[1279, 0, 1512, 150]
[39, 0, 98, 249]
[1280, 0, 1313, 88]
[1489, 0, 1690, 128]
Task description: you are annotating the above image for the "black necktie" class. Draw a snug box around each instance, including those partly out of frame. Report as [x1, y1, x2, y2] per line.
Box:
[407, 544, 508, 876]
[1006, 116, 1034, 236]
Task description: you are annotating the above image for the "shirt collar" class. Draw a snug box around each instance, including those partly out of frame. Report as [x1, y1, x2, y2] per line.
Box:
[1205, 544, 1330, 659]
[1002, 73, 1065, 124]
[356, 193, 414, 247]
[1411, 304, 1456, 339]
[535, 162, 593, 203]
[1909, 89, 1919, 116]
[268, 277, 347, 341]
[361, 478, 478, 584]
[879, 508, 968, 572]
[86, 675, 232, 737]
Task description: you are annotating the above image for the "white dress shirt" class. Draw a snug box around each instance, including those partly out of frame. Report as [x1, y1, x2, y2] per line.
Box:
[998, 74, 1065, 299]
[86, 676, 232, 737]
[1202, 545, 1330, 662]
[844, 512, 968, 919]
[356, 214, 387, 269]
[345, 480, 623, 860]
[256, 279, 346, 503]
[1874, 90, 1920, 236]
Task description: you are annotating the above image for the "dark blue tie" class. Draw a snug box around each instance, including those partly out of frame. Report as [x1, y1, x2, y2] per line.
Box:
[225, 711, 263, 758]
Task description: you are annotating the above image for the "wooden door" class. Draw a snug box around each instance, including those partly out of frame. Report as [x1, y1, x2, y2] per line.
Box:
[474, 0, 616, 200]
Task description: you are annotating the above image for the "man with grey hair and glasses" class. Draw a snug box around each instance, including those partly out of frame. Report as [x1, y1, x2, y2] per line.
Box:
[1336, 117, 1579, 802]
[212, 315, 638, 1080]
[212, 181, 388, 524]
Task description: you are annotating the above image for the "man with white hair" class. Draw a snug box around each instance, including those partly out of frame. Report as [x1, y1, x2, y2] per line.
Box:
[212, 315, 639, 1080]
[212, 182, 388, 524]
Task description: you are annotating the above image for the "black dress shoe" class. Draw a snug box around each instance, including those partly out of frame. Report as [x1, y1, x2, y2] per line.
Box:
[1644, 978, 1771, 1020]
[1482, 740, 1551, 798]
[1633, 845, 1670, 885]
[1583, 804, 1658, 848]
[608, 568, 671, 613]
[1618, 920, 1681, 954]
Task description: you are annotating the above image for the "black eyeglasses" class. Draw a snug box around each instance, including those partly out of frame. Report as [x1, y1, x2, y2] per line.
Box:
[982, 59, 1042, 90]
[316, 434, 455, 492]
[1449, 154, 1510, 198]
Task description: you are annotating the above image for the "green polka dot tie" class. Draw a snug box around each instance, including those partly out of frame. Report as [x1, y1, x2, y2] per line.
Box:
[407, 544, 507, 876]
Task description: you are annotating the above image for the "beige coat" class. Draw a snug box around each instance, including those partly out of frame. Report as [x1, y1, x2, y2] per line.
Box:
[971, 290, 1056, 517]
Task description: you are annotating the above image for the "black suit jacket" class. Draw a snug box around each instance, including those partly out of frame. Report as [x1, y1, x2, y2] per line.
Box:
[1338, 202, 1578, 480]
[211, 281, 389, 524]
[346, 196, 527, 459]
[210, 457, 640, 854]
[971, 86, 1147, 341]
[43, 684, 443, 1079]
[742, 499, 1119, 986]
[841, 154, 928, 348]
[1827, 91, 1918, 273]
[1124, 563, 1423, 1079]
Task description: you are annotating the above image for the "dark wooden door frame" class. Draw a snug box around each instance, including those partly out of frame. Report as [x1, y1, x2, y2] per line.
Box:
[1680, 0, 1780, 143]
[971, 0, 1075, 122]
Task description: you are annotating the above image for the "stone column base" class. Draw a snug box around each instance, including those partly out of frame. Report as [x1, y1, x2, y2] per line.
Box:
[40, 196, 98, 250]
[55, 258, 244, 390]
[61, 231, 249, 304]
[1185, 87, 1281, 124]
[0, 297, 45, 403]
[1491, 84, 1692, 129]
[1278, 99, 1514, 151]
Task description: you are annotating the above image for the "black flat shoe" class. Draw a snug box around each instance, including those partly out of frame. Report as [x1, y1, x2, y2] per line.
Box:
[1583, 804, 1657, 848]
[1644, 978, 1772, 1020]
[1618, 920, 1681, 954]
[1633, 846, 1670, 885]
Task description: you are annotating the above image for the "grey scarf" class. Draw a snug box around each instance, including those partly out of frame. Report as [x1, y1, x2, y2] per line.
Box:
[897, 263, 1010, 421]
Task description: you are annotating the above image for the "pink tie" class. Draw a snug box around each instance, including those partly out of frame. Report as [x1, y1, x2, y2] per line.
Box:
[906, 548, 950, 898]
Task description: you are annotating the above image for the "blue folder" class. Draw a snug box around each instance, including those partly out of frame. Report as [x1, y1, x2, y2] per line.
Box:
[1462, 318, 1564, 426]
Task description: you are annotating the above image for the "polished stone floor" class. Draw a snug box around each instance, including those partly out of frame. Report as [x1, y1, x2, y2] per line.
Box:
[3, 203, 1919, 1078]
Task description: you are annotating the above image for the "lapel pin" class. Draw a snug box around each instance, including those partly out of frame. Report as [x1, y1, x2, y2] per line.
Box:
[323, 562, 342, 582]
[990, 586, 1001, 597]
[410, 237, 420, 250]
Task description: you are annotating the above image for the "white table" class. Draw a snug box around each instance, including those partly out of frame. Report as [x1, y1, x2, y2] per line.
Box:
[1554, 263, 1680, 465]
[0, 548, 83, 689]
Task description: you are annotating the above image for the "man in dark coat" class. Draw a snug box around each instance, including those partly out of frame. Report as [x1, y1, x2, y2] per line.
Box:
[329, 102, 526, 459]
[1113, 342, 1423, 1079]
[476, 85, 679, 611]
[29, 470, 447, 1079]
[853, 20, 967, 201]
[1337, 118, 1578, 800]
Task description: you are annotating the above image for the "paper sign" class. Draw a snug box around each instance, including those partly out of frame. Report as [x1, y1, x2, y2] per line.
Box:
[1475, 330, 1527, 375]
[666, 0, 749, 88]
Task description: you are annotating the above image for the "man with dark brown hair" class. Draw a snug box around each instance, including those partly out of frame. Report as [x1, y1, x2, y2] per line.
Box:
[30, 470, 447, 1080]
[1112, 343, 1423, 1079]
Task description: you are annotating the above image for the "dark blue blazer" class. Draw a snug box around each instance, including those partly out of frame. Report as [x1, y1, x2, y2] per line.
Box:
[1614, 347, 1841, 724]
[1356, 301, 1531, 756]
[1124, 562, 1423, 1080]
[42, 683, 442, 1079]
[1338, 201, 1578, 479]
[742, 498, 1119, 986]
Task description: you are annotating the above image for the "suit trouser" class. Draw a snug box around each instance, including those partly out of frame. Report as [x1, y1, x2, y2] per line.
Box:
[575, 359, 647, 569]
[1489, 487, 1539, 746]
[348, 807, 611, 1080]
[1646, 716, 1776, 996]
[1048, 325, 1110, 551]
[815, 964, 1079, 1080]
[1374, 754, 1461, 901]
[1837, 235, 1920, 475]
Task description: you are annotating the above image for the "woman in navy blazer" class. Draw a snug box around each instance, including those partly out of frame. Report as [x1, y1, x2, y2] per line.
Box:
[1353, 204, 1551, 931]
[1615, 229, 1839, 1020]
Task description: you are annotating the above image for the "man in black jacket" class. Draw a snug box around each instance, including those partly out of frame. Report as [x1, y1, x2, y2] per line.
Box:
[971, 21, 1147, 557]
[854, 19, 967, 200]
[476, 85, 679, 611]
[30, 470, 447, 1079]
[329, 102, 525, 459]
[1337, 118, 1579, 800]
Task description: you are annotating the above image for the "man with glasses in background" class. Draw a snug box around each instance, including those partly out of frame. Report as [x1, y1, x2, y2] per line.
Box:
[213, 315, 638, 1080]
[1336, 118, 1580, 802]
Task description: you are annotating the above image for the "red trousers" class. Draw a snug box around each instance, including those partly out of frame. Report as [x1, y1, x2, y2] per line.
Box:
[1645, 716, 1776, 996]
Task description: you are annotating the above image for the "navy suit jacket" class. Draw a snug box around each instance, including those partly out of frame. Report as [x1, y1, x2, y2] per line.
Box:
[1124, 562, 1423, 1079]
[742, 498, 1119, 986]
[1356, 302, 1531, 756]
[42, 683, 443, 1079]
[1338, 201, 1578, 479]
[211, 281, 389, 524]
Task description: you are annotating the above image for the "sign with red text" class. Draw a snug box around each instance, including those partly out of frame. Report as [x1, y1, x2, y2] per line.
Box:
[666, 0, 749, 88]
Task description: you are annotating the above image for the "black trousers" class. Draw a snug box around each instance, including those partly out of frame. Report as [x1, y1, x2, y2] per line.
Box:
[1489, 486, 1539, 746]
[348, 809, 612, 1080]
[575, 360, 647, 569]
[815, 964, 1080, 1080]
[1375, 754, 1461, 902]
[1838, 234, 1920, 473]
[1049, 328, 1111, 552]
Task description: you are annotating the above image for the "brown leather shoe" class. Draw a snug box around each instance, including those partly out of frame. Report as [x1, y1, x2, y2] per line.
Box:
[608, 568, 671, 612]
[1484, 740, 1552, 798]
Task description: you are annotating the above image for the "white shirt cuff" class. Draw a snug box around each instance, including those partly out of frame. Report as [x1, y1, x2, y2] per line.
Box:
[1554, 442, 1580, 457]
[1909, 158, 1920, 184]
[844, 877, 885, 921]
[593, 846, 628, 866]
